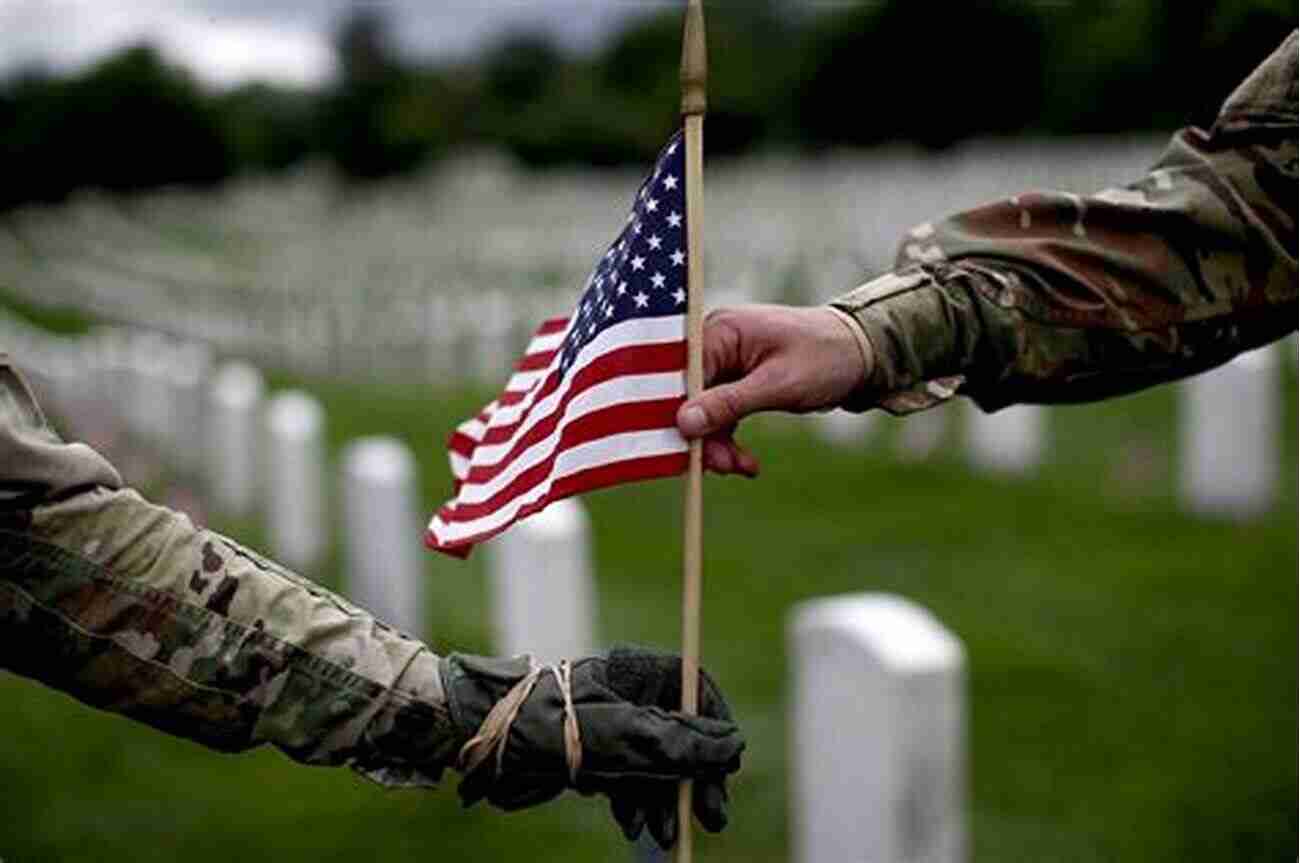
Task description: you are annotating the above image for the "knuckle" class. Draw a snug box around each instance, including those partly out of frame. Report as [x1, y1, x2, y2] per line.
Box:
[712, 387, 746, 424]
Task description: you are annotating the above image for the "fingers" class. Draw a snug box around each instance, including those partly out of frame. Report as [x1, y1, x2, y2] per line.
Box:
[702, 434, 760, 477]
[693, 779, 730, 833]
[589, 705, 745, 777]
[700, 308, 744, 388]
[678, 368, 780, 439]
[646, 790, 679, 850]
[606, 780, 728, 847]
[609, 794, 646, 842]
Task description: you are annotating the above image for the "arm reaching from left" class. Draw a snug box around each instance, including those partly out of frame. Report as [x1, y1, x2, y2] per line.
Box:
[0, 355, 741, 847]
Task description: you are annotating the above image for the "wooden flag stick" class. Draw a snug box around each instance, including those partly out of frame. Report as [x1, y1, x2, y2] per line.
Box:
[677, 1, 706, 861]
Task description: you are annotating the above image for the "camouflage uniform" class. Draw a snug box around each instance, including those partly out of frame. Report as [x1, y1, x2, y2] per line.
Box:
[0, 362, 456, 788]
[0, 30, 1293, 799]
[833, 31, 1297, 414]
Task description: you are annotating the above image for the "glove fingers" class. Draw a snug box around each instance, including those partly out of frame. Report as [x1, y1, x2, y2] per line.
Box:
[459, 765, 564, 812]
[692, 778, 730, 833]
[637, 710, 745, 775]
[609, 793, 647, 842]
[457, 765, 494, 809]
[645, 790, 679, 851]
[486, 778, 565, 812]
[581, 704, 743, 777]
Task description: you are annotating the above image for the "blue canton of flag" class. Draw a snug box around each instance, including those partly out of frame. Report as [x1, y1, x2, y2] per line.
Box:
[428, 131, 691, 557]
[558, 134, 689, 374]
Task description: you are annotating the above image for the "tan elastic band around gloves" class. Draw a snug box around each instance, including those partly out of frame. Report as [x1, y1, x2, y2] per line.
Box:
[458, 658, 583, 783]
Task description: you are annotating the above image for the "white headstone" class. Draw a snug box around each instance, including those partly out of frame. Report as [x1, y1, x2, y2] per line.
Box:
[94, 327, 135, 428]
[340, 437, 425, 638]
[166, 341, 212, 476]
[487, 498, 597, 663]
[473, 289, 515, 384]
[127, 331, 177, 449]
[789, 593, 966, 863]
[1180, 345, 1280, 518]
[897, 404, 950, 461]
[425, 291, 459, 383]
[966, 402, 1044, 474]
[206, 361, 264, 517]
[264, 390, 326, 571]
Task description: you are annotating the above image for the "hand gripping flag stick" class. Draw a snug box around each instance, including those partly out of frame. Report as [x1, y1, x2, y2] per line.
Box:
[677, 1, 706, 861]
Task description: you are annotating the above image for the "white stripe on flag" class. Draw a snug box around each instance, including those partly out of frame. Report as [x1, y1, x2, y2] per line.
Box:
[481, 315, 683, 432]
[431, 428, 687, 542]
[456, 370, 685, 502]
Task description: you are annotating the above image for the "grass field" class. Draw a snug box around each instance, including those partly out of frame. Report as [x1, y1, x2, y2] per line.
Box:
[2, 355, 1294, 861]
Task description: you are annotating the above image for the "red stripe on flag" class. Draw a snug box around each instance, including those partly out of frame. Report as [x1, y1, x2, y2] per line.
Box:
[536, 318, 570, 336]
[448, 430, 477, 458]
[516, 349, 558, 372]
[440, 397, 684, 522]
[424, 451, 686, 556]
[479, 342, 685, 448]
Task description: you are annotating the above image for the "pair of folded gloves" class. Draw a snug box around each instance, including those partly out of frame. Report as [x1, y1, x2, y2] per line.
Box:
[441, 647, 744, 849]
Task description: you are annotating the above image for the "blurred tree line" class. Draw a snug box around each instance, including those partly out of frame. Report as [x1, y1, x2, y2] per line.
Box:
[0, 0, 1293, 209]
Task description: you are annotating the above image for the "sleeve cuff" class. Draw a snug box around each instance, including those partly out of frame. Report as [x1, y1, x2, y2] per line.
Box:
[829, 269, 967, 415]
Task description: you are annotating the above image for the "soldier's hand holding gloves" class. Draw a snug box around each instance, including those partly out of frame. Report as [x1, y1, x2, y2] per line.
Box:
[440, 646, 743, 849]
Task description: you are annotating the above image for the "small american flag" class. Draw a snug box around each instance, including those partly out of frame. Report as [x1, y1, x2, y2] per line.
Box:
[426, 131, 690, 557]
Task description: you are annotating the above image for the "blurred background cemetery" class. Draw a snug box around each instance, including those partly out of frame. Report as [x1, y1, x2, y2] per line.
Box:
[0, 1, 1296, 861]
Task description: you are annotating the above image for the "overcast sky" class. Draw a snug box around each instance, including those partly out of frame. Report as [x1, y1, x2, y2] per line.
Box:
[0, 1, 678, 88]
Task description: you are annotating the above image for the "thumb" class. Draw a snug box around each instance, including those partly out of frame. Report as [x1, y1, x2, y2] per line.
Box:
[677, 371, 776, 438]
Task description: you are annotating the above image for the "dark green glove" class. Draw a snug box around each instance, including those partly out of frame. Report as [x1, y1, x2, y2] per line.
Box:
[440, 646, 744, 849]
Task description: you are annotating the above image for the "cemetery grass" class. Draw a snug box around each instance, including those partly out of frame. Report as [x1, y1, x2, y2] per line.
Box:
[1, 369, 1295, 863]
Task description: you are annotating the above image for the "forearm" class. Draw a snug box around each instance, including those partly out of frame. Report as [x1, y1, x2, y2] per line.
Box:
[0, 485, 459, 788]
[833, 31, 1297, 414]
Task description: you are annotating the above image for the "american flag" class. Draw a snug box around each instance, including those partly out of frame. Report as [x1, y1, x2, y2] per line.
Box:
[425, 131, 690, 557]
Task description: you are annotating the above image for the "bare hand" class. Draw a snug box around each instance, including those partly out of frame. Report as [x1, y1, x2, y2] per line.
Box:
[675, 305, 868, 476]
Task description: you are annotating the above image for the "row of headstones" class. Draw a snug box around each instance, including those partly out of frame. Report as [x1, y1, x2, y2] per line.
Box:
[3, 311, 593, 657]
[813, 341, 1290, 520]
[207, 355, 960, 861]
[206, 354, 595, 655]
[0, 315, 424, 638]
[12, 313, 963, 862]
[9, 311, 1280, 862]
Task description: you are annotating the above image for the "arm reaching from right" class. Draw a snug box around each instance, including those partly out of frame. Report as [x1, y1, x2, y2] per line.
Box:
[679, 30, 1297, 475]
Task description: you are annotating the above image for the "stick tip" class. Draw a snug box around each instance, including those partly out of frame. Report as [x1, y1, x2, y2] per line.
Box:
[680, 0, 707, 116]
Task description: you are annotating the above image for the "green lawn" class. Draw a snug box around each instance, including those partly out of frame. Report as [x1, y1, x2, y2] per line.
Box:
[1, 364, 1295, 862]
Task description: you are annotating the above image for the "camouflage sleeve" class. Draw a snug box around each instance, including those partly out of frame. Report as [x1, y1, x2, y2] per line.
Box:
[0, 358, 459, 788]
[832, 30, 1298, 414]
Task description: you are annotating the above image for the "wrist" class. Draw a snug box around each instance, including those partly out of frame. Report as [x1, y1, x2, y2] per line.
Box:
[822, 305, 877, 411]
[824, 306, 874, 381]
